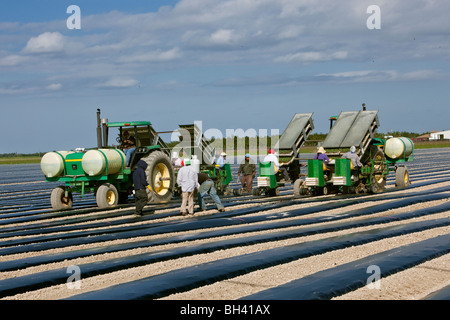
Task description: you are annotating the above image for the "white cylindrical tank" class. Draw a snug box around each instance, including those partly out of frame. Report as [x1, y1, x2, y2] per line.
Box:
[40, 151, 73, 178]
[191, 155, 200, 173]
[82, 149, 126, 176]
[384, 137, 414, 159]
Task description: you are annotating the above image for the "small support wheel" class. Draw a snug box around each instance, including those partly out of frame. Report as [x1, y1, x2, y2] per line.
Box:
[51, 186, 73, 211]
[96, 183, 119, 208]
[395, 166, 410, 187]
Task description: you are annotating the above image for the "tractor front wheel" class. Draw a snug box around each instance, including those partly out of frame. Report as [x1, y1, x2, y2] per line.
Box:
[96, 183, 119, 208]
[51, 186, 73, 211]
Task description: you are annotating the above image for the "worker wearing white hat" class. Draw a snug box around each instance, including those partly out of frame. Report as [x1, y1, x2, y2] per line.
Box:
[341, 146, 362, 169]
[215, 152, 227, 169]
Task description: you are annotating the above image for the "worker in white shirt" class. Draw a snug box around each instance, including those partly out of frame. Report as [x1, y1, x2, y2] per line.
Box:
[215, 152, 227, 169]
[176, 159, 198, 215]
[341, 146, 362, 169]
[263, 149, 290, 182]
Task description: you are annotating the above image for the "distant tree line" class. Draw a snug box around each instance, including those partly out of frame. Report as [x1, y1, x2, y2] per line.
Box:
[0, 152, 43, 158]
[1, 131, 428, 157]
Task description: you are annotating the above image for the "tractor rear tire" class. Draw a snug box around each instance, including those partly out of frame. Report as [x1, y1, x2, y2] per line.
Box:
[142, 151, 174, 203]
[395, 166, 411, 187]
[51, 186, 73, 211]
[96, 183, 119, 208]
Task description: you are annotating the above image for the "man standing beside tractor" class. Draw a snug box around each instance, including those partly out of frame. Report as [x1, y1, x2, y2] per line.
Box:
[132, 160, 151, 216]
[237, 153, 256, 193]
[177, 159, 198, 215]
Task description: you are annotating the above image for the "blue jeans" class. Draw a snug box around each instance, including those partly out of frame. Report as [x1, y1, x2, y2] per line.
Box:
[198, 180, 224, 210]
[124, 148, 136, 166]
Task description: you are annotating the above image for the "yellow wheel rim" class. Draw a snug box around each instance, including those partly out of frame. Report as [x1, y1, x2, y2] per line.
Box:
[404, 170, 409, 184]
[152, 163, 170, 195]
[106, 190, 116, 205]
[373, 154, 385, 184]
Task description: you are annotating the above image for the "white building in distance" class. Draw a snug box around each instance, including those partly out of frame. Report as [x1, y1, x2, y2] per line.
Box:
[430, 130, 450, 140]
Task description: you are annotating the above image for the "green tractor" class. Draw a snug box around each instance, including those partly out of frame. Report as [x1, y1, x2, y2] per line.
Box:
[255, 113, 314, 196]
[302, 109, 414, 196]
[40, 109, 175, 210]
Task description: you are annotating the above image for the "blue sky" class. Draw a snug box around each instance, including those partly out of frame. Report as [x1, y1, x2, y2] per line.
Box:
[1, 0, 449, 153]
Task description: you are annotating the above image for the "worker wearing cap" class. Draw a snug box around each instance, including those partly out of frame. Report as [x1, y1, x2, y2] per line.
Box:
[237, 153, 256, 193]
[263, 149, 290, 182]
[215, 152, 227, 169]
[176, 159, 198, 215]
[341, 146, 362, 169]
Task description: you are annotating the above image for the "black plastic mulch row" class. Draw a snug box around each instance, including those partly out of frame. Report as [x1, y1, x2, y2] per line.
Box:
[64, 219, 450, 300]
[0, 215, 448, 299]
[2, 194, 450, 273]
[241, 233, 450, 300]
[424, 285, 450, 300]
[1, 184, 450, 256]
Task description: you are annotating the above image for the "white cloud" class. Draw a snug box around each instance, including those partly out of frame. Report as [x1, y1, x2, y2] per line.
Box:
[316, 69, 442, 83]
[23, 32, 65, 54]
[275, 51, 348, 63]
[46, 83, 62, 91]
[98, 77, 139, 88]
[1, 0, 449, 97]
[210, 29, 240, 45]
[118, 47, 182, 63]
[0, 54, 28, 66]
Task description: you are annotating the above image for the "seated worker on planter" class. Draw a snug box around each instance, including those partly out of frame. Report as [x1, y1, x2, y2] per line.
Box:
[263, 149, 290, 183]
[215, 152, 227, 169]
[314, 147, 333, 169]
[314, 146, 335, 179]
[120, 131, 136, 167]
[341, 146, 362, 170]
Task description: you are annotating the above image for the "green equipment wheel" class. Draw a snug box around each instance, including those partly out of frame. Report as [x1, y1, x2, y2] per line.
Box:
[96, 183, 119, 208]
[51, 186, 73, 210]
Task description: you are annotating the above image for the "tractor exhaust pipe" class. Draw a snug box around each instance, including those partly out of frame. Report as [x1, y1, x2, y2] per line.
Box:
[102, 118, 108, 148]
[97, 108, 102, 148]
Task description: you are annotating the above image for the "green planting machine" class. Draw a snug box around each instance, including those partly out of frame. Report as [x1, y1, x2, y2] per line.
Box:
[301, 109, 414, 196]
[174, 124, 233, 196]
[40, 110, 175, 210]
[255, 113, 314, 196]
